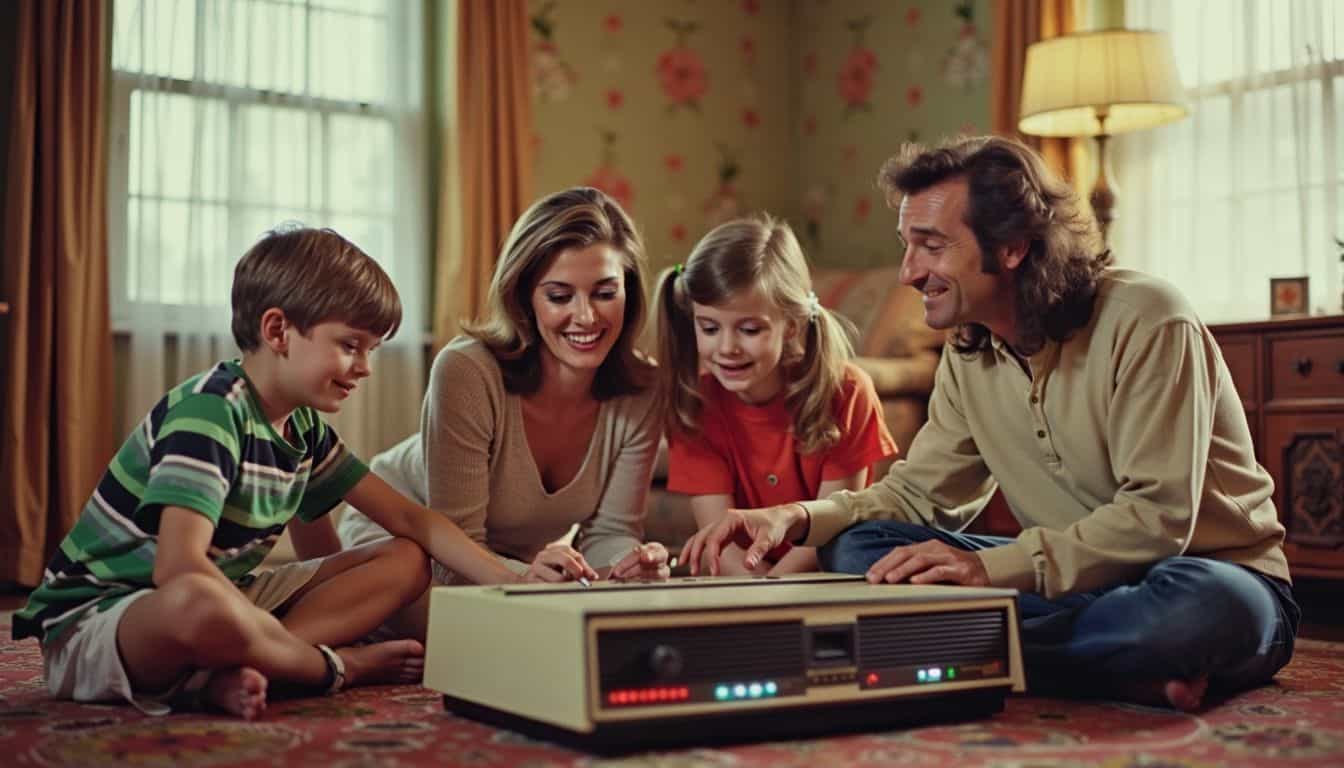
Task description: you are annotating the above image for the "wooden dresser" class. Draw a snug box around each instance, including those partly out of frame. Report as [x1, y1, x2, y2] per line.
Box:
[1209, 315, 1344, 580]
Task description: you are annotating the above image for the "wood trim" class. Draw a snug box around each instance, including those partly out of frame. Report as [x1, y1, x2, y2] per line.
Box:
[1208, 315, 1344, 334]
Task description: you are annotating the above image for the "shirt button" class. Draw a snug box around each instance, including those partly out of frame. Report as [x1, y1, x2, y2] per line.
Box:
[1036, 430, 1046, 438]
[766, 473, 779, 486]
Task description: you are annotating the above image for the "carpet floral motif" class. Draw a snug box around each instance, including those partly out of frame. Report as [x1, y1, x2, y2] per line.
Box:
[1, 624, 1341, 767]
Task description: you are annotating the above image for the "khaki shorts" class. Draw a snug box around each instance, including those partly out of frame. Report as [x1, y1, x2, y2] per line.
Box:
[42, 558, 323, 715]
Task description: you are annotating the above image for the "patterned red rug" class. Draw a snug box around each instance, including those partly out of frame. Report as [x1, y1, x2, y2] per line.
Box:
[3, 621, 1342, 767]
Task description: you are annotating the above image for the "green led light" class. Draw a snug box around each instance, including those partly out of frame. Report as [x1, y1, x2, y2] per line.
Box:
[748, 683, 763, 698]
[916, 669, 927, 682]
[765, 681, 778, 695]
[947, 668, 956, 680]
[715, 685, 729, 700]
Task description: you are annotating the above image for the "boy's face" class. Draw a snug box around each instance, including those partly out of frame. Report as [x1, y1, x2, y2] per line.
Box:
[530, 242, 627, 378]
[692, 285, 794, 405]
[282, 320, 383, 413]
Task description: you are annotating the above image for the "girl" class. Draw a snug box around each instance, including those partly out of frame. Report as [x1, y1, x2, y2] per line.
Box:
[337, 187, 670, 641]
[655, 215, 897, 575]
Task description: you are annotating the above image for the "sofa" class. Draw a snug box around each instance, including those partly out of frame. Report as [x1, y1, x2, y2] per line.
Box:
[643, 265, 945, 550]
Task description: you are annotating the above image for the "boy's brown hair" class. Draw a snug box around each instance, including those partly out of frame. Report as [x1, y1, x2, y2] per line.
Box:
[231, 224, 402, 351]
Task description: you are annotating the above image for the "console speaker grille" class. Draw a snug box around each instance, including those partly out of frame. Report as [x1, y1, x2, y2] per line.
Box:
[597, 621, 804, 686]
[856, 609, 1007, 668]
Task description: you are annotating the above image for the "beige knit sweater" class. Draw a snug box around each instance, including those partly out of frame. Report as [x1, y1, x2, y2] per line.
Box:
[339, 336, 661, 581]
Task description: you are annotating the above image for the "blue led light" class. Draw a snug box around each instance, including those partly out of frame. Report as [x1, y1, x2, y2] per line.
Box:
[916, 669, 927, 682]
[929, 668, 942, 681]
[715, 685, 729, 700]
[748, 683, 763, 698]
[765, 681, 778, 695]
[733, 684, 747, 698]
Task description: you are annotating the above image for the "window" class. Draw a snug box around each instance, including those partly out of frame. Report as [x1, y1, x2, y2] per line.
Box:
[109, 0, 421, 327]
[1114, 0, 1342, 321]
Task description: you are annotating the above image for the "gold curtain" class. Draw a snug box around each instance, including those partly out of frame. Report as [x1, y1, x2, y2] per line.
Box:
[990, 0, 1080, 182]
[0, 0, 114, 586]
[433, 0, 535, 346]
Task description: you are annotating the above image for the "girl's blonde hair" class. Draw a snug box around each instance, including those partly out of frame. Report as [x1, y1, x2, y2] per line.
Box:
[465, 186, 652, 398]
[654, 214, 856, 453]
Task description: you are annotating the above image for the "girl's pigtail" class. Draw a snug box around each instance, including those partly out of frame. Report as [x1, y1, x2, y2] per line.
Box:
[784, 302, 856, 453]
[654, 265, 704, 436]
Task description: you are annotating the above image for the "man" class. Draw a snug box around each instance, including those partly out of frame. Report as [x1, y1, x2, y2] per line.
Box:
[680, 136, 1298, 711]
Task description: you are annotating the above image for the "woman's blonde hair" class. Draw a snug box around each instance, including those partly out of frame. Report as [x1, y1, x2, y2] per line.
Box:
[465, 187, 652, 398]
[654, 214, 855, 454]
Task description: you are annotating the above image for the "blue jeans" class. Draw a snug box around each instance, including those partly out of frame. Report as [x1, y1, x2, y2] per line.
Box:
[819, 521, 1300, 697]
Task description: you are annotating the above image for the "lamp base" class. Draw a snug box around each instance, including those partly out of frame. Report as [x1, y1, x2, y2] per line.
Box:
[1090, 133, 1115, 244]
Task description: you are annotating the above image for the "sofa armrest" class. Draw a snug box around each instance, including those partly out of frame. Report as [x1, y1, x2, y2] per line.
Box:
[853, 352, 938, 397]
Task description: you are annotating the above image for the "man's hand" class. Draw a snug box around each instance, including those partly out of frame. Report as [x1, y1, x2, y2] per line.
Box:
[609, 542, 671, 581]
[526, 543, 600, 583]
[866, 540, 990, 586]
[679, 504, 808, 576]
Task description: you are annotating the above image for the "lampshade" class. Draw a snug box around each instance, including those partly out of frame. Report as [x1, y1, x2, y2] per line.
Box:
[1018, 29, 1187, 137]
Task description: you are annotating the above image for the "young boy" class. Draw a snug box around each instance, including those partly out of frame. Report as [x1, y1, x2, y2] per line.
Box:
[11, 226, 597, 720]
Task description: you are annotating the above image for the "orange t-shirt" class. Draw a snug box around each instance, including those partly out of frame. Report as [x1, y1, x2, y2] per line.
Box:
[667, 362, 898, 517]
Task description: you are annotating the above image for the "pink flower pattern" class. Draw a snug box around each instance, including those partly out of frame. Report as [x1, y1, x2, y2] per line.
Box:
[585, 131, 634, 211]
[657, 20, 708, 110]
[837, 19, 878, 115]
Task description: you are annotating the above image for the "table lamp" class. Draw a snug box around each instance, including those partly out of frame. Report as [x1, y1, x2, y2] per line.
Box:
[1018, 28, 1188, 242]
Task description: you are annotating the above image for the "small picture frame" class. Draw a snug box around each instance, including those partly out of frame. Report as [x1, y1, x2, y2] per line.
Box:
[1270, 276, 1309, 316]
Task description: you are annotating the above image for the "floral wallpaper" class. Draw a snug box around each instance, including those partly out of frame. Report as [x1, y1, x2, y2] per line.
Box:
[798, 0, 992, 267]
[528, 0, 991, 273]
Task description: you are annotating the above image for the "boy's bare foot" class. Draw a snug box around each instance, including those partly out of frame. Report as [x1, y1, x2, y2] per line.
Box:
[337, 639, 425, 687]
[204, 666, 268, 719]
[1164, 676, 1209, 712]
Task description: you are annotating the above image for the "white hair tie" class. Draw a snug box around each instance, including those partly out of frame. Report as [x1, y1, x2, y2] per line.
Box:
[806, 291, 822, 322]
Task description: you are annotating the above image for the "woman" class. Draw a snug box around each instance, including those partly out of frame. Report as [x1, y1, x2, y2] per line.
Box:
[338, 187, 670, 640]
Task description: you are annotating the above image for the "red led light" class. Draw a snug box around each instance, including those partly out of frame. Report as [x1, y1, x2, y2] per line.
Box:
[865, 672, 880, 686]
[607, 686, 693, 706]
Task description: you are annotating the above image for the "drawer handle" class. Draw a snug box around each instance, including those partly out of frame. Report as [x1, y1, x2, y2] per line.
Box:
[1294, 357, 1313, 376]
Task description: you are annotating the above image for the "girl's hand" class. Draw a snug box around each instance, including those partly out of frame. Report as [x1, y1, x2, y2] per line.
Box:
[609, 542, 671, 581]
[525, 543, 600, 583]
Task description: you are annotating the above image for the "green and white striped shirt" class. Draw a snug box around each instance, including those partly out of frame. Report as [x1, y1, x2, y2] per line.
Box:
[13, 361, 367, 645]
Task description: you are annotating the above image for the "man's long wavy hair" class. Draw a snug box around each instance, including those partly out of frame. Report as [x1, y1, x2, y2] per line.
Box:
[878, 135, 1112, 356]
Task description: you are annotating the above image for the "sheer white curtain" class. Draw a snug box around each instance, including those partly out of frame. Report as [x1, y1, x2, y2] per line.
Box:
[1112, 0, 1343, 322]
[109, 0, 428, 459]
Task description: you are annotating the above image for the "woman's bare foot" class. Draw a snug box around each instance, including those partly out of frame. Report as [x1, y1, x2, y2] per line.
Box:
[1164, 676, 1209, 712]
[336, 639, 425, 687]
[204, 666, 268, 719]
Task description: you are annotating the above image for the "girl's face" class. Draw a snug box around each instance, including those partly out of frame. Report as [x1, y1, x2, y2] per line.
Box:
[691, 285, 796, 404]
[530, 243, 627, 380]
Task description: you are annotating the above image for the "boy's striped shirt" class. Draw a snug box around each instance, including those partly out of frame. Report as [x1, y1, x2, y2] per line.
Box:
[12, 361, 368, 645]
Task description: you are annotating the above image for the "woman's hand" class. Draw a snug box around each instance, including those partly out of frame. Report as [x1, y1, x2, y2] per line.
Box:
[525, 543, 600, 583]
[609, 542, 671, 581]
